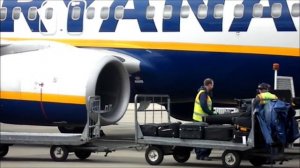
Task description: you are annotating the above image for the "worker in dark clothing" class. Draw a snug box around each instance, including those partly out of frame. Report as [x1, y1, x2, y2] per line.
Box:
[193, 78, 214, 161]
[241, 83, 278, 117]
[254, 83, 278, 107]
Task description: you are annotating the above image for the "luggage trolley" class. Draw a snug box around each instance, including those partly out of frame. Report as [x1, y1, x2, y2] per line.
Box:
[134, 94, 256, 168]
[0, 96, 109, 161]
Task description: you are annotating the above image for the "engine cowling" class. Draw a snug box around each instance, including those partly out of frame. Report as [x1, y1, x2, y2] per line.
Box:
[0, 41, 130, 126]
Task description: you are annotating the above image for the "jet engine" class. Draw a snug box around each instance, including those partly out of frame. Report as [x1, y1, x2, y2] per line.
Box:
[0, 41, 130, 127]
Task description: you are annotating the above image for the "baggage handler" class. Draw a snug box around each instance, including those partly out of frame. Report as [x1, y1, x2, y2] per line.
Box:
[193, 78, 214, 161]
[254, 83, 278, 106]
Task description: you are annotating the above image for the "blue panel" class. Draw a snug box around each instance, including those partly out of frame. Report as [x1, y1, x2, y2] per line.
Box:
[0, 99, 86, 125]
[111, 49, 300, 102]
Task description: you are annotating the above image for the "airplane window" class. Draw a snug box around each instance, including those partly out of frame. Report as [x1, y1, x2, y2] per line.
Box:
[45, 7, 53, 20]
[214, 4, 224, 19]
[0, 7, 7, 21]
[28, 7, 38, 20]
[86, 7, 95, 19]
[72, 6, 81, 20]
[114, 6, 124, 20]
[163, 5, 173, 19]
[181, 5, 190, 18]
[100, 7, 109, 20]
[234, 4, 244, 18]
[291, 3, 300, 17]
[197, 4, 207, 19]
[253, 3, 263, 18]
[271, 3, 282, 18]
[13, 7, 21, 20]
[146, 6, 155, 19]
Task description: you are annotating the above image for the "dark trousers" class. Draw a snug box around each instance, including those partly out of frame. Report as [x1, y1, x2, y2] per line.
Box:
[192, 120, 212, 159]
[195, 148, 212, 159]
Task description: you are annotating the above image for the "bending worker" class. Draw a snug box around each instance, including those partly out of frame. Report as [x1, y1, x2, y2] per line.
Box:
[193, 78, 214, 161]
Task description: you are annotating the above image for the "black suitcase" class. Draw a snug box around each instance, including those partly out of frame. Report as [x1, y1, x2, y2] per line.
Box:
[204, 125, 233, 141]
[233, 116, 252, 129]
[233, 130, 249, 143]
[140, 124, 158, 136]
[157, 122, 181, 138]
[205, 113, 242, 125]
[179, 122, 208, 139]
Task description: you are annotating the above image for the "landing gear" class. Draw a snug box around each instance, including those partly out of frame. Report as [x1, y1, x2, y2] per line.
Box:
[50, 145, 69, 161]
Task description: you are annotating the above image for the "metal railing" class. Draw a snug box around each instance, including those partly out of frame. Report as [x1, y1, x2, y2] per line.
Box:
[81, 96, 102, 141]
[134, 94, 171, 142]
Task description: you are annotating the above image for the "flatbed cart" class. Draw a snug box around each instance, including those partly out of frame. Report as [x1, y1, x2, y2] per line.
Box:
[134, 94, 299, 168]
[0, 96, 138, 161]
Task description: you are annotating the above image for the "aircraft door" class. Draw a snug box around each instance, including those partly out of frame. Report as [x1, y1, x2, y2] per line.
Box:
[39, 1, 57, 35]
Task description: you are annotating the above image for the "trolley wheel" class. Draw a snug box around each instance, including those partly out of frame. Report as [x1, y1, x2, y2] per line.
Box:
[222, 150, 241, 168]
[173, 150, 190, 163]
[75, 151, 91, 160]
[145, 146, 164, 165]
[50, 145, 69, 161]
[0, 145, 9, 159]
[249, 157, 267, 167]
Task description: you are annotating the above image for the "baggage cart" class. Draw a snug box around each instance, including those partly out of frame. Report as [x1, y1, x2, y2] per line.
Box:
[0, 96, 138, 161]
[134, 94, 299, 168]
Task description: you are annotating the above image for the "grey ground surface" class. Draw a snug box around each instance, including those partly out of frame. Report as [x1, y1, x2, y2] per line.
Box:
[1, 109, 299, 168]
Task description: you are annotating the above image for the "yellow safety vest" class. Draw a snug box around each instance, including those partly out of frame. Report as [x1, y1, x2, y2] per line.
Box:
[257, 92, 278, 105]
[193, 90, 212, 122]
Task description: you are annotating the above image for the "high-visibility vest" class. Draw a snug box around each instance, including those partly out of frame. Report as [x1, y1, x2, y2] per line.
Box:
[257, 92, 278, 104]
[193, 90, 212, 122]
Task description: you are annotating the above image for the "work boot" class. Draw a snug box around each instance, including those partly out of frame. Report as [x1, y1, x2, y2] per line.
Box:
[196, 156, 212, 161]
[201, 157, 212, 161]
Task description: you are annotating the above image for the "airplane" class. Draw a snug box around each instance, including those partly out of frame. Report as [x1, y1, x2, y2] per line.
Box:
[0, 0, 299, 133]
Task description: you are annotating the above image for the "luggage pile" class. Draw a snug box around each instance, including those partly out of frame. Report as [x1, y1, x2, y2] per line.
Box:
[140, 122, 235, 141]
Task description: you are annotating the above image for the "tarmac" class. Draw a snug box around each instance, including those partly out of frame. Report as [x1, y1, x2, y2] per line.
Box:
[1, 106, 300, 168]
